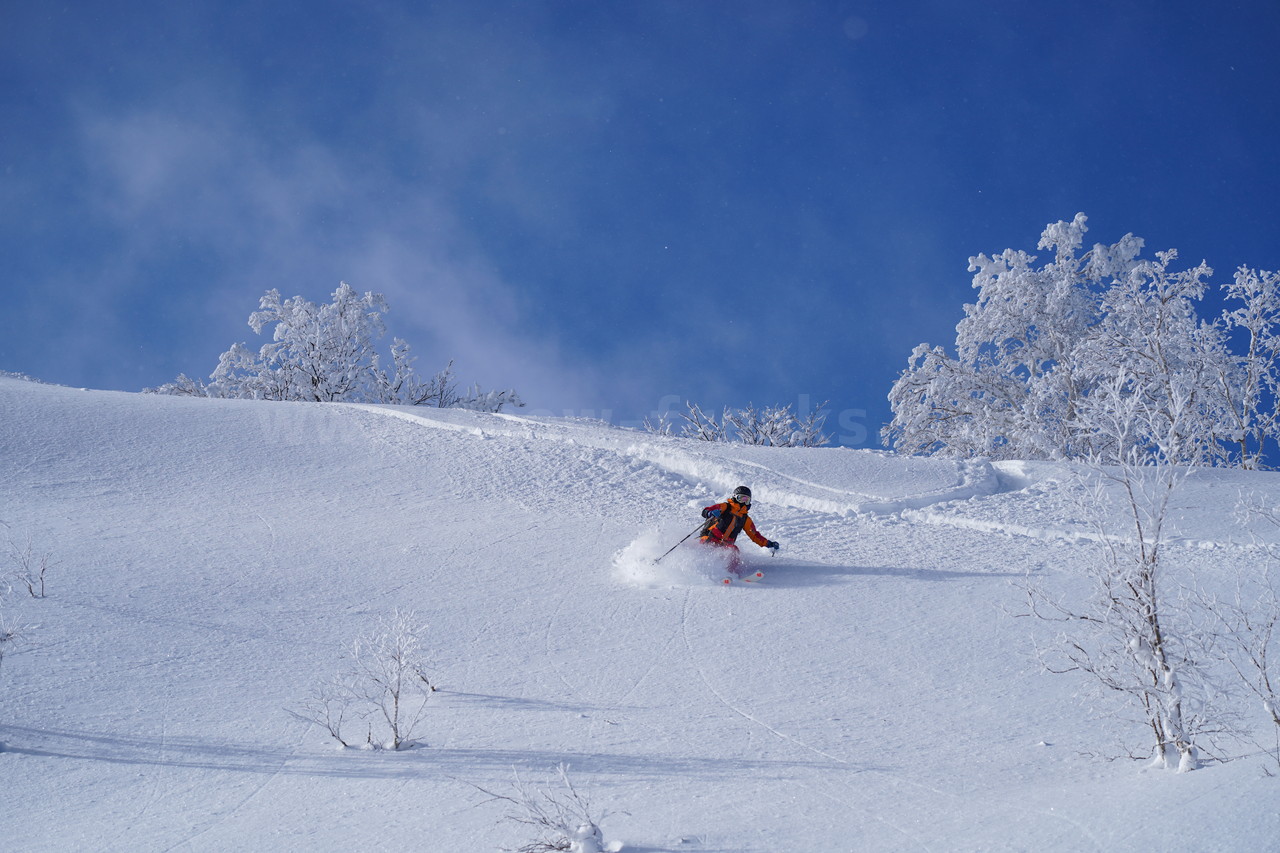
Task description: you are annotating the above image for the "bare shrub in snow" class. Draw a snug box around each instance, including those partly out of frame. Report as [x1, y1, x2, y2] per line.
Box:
[147, 283, 522, 411]
[290, 609, 436, 750]
[471, 764, 621, 853]
[640, 409, 677, 436]
[1196, 566, 1280, 769]
[350, 609, 437, 749]
[379, 352, 523, 413]
[288, 673, 362, 749]
[7, 535, 53, 598]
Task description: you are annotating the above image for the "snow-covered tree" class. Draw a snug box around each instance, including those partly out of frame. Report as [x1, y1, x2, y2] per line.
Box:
[204, 283, 389, 402]
[1073, 250, 1232, 467]
[885, 214, 1143, 459]
[1217, 266, 1280, 469]
[149, 284, 522, 411]
[883, 214, 1262, 466]
[883, 342, 1023, 458]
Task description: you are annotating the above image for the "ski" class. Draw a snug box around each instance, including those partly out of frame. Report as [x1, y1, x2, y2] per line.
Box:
[722, 570, 764, 584]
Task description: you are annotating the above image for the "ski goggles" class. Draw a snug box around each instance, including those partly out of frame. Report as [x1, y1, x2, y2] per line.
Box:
[732, 494, 751, 507]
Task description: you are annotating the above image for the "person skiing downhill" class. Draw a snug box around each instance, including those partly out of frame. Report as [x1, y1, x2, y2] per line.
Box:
[700, 486, 779, 579]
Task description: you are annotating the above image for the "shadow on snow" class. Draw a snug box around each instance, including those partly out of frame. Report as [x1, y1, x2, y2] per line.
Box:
[0, 723, 887, 783]
[754, 560, 1024, 588]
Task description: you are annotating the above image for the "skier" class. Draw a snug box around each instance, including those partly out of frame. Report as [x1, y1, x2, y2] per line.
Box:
[700, 486, 780, 580]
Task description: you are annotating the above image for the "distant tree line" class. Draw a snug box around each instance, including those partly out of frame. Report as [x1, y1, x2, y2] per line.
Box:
[883, 213, 1280, 469]
[644, 400, 831, 448]
[147, 283, 522, 412]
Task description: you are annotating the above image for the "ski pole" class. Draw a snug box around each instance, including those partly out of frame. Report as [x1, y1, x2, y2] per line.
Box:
[654, 522, 705, 564]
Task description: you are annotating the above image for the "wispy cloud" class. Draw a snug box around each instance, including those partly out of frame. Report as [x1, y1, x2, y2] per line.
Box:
[71, 92, 612, 410]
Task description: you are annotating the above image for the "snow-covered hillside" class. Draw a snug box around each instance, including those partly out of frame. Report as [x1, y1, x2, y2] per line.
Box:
[1, 375, 1277, 852]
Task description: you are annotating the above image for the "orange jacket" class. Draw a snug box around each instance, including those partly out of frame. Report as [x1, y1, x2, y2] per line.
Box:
[700, 500, 770, 548]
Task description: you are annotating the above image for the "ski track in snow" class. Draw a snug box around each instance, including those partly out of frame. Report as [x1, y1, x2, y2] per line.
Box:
[681, 578, 1007, 853]
[158, 722, 310, 853]
[676, 588, 939, 851]
[348, 403, 1007, 519]
[350, 403, 1280, 553]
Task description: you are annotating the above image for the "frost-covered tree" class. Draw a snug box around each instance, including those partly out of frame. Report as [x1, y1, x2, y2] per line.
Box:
[725, 402, 830, 447]
[884, 214, 1270, 466]
[886, 214, 1145, 459]
[1218, 266, 1280, 469]
[883, 342, 1023, 457]
[149, 284, 522, 411]
[206, 283, 389, 402]
[675, 401, 728, 442]
[377, 353, 521, 412]
[1073, 250, 1233, 466]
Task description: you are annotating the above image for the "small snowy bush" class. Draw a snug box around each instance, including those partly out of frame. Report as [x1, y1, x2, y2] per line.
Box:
[472, 764, 623, 853]
[644, 399, 830, 447]
[290, 609, 436, 750]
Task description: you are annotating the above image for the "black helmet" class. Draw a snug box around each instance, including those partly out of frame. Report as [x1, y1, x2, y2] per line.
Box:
[732, 485, 752, 506]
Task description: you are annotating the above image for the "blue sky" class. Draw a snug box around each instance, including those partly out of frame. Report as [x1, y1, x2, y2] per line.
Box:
[3, 1, 1279, 446]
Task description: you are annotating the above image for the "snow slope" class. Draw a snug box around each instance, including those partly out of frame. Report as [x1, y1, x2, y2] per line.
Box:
[1, 375, 1278, 852]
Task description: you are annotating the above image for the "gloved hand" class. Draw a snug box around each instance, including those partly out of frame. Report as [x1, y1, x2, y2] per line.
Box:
[767, 540, 780, 553]
[703, 507, 722, 519]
